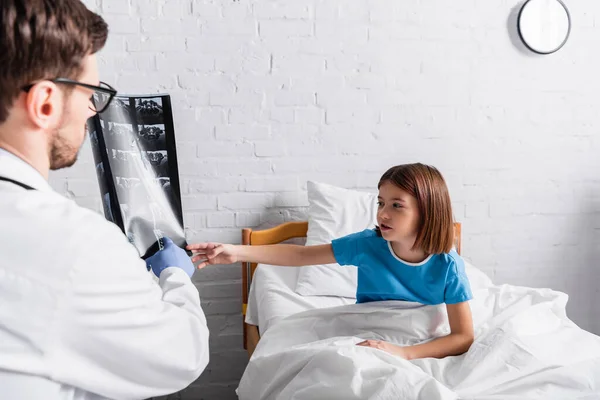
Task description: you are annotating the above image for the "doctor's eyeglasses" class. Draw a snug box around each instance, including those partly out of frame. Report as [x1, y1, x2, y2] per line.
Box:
[22, 78, 117, 114]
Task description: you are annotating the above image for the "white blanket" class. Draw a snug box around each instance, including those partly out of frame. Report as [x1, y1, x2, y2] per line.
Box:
[237, 284, 600, 400]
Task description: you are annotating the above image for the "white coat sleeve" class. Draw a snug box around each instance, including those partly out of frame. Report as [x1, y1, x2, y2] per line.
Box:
[47, 222, 209, 400]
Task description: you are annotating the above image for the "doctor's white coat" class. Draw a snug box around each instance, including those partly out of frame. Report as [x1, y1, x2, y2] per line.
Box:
[0, 149, 209, 400]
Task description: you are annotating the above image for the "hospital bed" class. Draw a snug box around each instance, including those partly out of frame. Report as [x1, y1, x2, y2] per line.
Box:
[241, 221, 462, 356]
[237, 221, 600, 400]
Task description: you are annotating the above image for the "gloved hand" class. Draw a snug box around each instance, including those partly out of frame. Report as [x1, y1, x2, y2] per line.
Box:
[145, 237, 195, 278]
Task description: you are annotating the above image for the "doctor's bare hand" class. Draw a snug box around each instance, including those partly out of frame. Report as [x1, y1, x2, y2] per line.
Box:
[187, 243, 238, 268]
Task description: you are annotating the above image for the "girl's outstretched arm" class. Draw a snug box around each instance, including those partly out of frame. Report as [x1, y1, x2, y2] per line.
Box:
[186, 242, 336, 269]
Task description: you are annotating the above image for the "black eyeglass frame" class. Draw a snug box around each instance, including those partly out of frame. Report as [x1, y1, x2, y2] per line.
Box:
[22, 78, 118, 114]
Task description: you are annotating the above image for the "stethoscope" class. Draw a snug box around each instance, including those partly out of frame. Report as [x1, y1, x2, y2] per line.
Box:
[0, 176, 35, 190]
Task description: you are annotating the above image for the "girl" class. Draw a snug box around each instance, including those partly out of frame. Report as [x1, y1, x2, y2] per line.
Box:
[187, 163, 474, 360]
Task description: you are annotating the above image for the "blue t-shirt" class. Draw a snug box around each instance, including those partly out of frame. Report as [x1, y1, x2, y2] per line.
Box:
[331, 229, 473, 305]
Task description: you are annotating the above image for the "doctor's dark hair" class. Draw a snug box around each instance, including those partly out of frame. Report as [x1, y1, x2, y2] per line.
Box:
[0, 0, 108, 123]
[375, 163, 455, 254]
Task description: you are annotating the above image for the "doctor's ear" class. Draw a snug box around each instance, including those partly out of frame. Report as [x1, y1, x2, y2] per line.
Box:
[24, 82, 65, 130]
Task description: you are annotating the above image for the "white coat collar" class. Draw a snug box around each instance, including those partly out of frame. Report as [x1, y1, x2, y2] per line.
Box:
[0, 147, 53, 192]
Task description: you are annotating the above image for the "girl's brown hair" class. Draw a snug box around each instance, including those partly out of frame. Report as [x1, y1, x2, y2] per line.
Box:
[375, 163, 454, 254]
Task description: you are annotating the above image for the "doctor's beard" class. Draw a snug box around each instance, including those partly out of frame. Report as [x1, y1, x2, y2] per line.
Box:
[49, 111, 85, 171]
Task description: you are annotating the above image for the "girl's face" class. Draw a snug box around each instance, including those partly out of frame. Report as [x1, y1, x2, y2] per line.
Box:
[377, 181, 420, 244]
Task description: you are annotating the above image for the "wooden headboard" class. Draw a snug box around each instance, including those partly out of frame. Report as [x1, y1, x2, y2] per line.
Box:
[240, 221, 462, 356]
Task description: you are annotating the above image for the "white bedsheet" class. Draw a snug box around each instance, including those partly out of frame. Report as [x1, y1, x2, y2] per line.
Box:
[245, 261, 495, 336]
[238, 283, 600, 400]
[245, 264, 354, 335]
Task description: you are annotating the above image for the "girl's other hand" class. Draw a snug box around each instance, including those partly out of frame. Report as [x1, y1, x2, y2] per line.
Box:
[356, 339, 409, 359]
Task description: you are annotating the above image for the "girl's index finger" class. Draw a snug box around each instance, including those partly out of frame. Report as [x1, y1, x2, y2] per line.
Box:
[189, 242, 222, 249]
[186, 243, 212, 250]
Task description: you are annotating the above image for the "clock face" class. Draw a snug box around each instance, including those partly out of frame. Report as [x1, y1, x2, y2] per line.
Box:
[518, 0, 571, 55]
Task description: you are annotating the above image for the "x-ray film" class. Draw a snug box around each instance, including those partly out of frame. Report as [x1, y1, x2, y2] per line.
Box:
[87, 95, 188, 259]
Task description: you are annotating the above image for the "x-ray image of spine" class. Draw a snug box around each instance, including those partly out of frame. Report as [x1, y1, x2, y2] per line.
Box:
[104, 97, 133, 123]
[137, 124, 167, 151]
[136, 98, 164, 125]
[87, 94, 188, 259]
[143, 151, 169, 176]
[114, 167, 185, 257]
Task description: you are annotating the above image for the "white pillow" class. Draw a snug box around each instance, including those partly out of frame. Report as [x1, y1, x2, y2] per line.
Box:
[293, 181, 494, 298]
[294, 181, 378, 298]
[464, 260, 494, 290]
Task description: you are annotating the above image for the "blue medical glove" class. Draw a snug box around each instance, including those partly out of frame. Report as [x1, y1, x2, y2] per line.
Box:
[145, 237, 195, 278]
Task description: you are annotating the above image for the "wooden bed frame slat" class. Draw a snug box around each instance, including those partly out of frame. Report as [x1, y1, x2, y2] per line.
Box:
[241, 222, 308, 355]
[241, 221, 462, 357]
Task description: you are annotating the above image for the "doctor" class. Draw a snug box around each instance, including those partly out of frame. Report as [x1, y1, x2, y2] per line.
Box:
[0, 1, 209, 399]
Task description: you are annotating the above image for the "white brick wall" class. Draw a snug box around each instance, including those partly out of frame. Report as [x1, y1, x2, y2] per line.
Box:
[53, 0, 600, 397]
